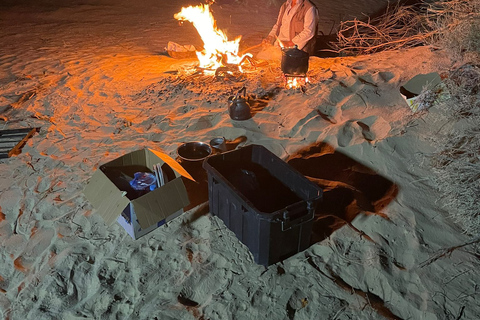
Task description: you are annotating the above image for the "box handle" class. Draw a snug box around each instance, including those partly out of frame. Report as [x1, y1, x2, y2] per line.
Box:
[281, 201, 315, 231]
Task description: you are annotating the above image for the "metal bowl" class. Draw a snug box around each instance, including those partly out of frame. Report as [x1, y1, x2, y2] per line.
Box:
[177, 141, 212, 162]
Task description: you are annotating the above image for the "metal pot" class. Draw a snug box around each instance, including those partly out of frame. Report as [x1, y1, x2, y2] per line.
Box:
[177, 142, 212, 162]
[281, 45, 309, 76]
[228, 87, 252, 121]
[209, 137, 227, 153]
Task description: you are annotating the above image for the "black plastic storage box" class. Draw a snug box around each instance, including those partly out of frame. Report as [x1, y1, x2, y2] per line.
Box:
[203, 144, 323, 266]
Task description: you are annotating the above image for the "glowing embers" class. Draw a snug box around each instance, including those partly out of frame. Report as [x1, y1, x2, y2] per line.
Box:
[174, 4, 252, 75]
[284, 74, 309, 90]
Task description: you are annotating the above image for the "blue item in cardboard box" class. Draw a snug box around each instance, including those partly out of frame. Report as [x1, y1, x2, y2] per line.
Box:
[129, 172, 157, 191]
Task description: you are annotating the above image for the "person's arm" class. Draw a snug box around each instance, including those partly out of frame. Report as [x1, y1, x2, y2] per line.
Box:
[291, 6, 317, 49]
[268, 21, 280, 39]
[265, 4, 286, 43]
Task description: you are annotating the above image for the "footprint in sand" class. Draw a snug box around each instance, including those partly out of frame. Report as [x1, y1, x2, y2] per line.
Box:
[317, 104, 342, 124]
[203, 302, 230, 320]
[287, 289, 309, 316]
[328, 84, 353, 105]
[357, 116, 391, 141]
[287, 288, 345, 319]
[179, 254, 232, 306]
[337, 121, 364, 147]
[377, 71, 396, 83]
[186, 114, 216, 132]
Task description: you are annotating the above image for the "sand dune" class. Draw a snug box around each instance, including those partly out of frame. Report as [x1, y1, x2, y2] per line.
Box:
[1, 0, 479, 319]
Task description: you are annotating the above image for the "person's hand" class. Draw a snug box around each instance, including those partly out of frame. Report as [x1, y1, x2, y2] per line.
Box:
[283, 40, 295, 48]
[262, 35, 274, 46]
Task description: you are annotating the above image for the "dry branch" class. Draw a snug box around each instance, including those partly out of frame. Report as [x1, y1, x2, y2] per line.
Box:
[431, 64, 480, 236]
[331, 3, 429, 55]
[331, 0, 480, 58]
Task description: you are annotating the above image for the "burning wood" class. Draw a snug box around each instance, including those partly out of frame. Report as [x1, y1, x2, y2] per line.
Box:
[174, 4, 252, 75]
[285, 76, 309, 90]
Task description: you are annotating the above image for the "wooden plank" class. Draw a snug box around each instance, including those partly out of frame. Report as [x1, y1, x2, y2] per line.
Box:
[0, 142, 19, 148]
[0, 136, 28, 143]
[0, 128, 40, 159]
[8, 128, 40, 158]
[0, 128, 33, 136]
[0, 133, 30, 139]
[0, 132, 30, 137]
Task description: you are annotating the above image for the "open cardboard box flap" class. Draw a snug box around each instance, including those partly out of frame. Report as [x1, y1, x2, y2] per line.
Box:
[84, 148, 193, 230]
[132, 178, 189, 229]
[148, 148, 194, 182]
[400, 72, 444, 113]
[83, 169, 131, 225]
[401, 72, 442, 96]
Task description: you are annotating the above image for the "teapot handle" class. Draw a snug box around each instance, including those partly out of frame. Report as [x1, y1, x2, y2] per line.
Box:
[237, 86, 247, 99]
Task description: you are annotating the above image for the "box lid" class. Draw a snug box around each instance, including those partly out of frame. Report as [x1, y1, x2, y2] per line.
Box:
[83, 169, 131, 225]
[401, 72, 441, 96]
[84, 148, 193, 229]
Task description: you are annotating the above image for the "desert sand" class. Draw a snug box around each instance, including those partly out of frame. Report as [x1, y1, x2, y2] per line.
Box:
[0, 0, 479, 319]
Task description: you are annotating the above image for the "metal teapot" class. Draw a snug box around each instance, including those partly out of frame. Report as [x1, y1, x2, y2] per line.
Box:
[228, 87, 252, 121]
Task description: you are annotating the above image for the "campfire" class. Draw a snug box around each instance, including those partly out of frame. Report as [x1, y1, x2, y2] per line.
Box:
[174, 4, 252, 76]
[173, 3, 309, 90]
[284, 75, 309, 90]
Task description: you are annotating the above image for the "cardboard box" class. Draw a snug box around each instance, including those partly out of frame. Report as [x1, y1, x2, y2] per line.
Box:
[83, 148, 193, 239]
[400, 72, 443, 113]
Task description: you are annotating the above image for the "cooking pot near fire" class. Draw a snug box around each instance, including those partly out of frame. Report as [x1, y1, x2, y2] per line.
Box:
[281, 45, 309, 76]
[177, 141, 212, 162]
[228, 87, 252, 121]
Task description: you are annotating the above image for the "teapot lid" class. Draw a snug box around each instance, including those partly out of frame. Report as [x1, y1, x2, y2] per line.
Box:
[233, 96, 248, 102]
[283, 45, 309, 58]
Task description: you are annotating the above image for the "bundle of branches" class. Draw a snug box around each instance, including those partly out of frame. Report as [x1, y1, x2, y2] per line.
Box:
[331, 2, 431, 55]
[431, 64, 480, 236]
[331, 0, 480, 57]
[424, 0, 480, 61]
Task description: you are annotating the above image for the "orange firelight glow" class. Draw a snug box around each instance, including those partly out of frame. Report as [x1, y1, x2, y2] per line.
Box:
[174, 4, 251, 74]
[286, 76, 309, 89]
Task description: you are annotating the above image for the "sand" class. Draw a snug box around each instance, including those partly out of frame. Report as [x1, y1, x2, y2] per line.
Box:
[1, 0, 479, 319]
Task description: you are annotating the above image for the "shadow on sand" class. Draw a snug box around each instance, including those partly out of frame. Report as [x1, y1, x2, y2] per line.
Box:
[287, 141, 398, 245]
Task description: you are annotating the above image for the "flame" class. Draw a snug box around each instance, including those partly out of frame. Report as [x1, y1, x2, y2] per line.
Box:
[286, 76, 309, 89]
[174, 4, 251, 74]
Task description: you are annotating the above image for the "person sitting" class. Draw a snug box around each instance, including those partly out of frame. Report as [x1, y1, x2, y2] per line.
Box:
[263, 0, 319, 55]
